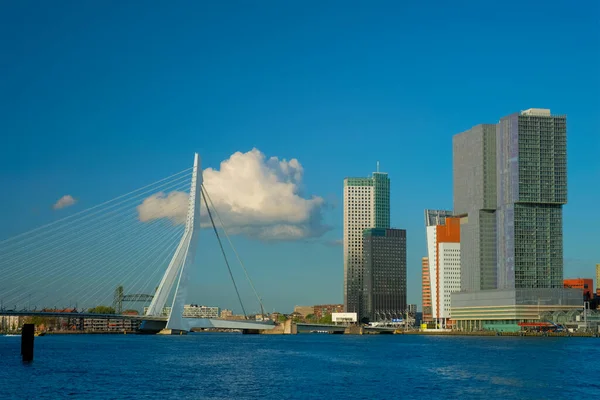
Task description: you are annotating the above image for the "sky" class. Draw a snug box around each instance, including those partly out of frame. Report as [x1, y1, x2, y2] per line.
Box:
[1, 1, 599, 314]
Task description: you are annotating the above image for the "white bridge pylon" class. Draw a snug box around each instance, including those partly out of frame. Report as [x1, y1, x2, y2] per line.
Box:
[144, 153, 202, 331]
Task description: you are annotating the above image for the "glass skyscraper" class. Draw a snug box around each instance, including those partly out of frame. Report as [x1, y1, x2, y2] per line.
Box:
[343, 171, 390, 315]
[496, 108, 567, 289]
[363, 228, 406, 322]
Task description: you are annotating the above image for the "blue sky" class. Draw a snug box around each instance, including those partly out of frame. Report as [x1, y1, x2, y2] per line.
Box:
[1, 1, 599, 313]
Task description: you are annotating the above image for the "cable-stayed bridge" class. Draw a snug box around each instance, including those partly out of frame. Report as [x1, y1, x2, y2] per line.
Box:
[0, 153, 274, 334]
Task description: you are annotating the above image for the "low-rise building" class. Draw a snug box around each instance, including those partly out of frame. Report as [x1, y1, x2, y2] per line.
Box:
[220, 309, 233, 319]
[83, 317, 140, 332]
[293, 305, 314, 318]
[313, 304, 343, 320]
[0, 315, 21, 332]
[332, 312, 357, 325]
[564, 278, 594, 300]
[183, 305, 219, 318]
[451, 288, 583, 332]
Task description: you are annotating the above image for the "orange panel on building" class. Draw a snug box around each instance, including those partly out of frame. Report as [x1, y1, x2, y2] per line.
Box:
[564, 278, 594, 299]
[422, 257, 432, 322]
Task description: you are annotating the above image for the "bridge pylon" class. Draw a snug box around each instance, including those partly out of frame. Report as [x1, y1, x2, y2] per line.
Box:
[143, 153, 202, 333]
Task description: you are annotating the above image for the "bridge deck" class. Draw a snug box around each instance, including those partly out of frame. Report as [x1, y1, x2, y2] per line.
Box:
[1, 311, 276, 331]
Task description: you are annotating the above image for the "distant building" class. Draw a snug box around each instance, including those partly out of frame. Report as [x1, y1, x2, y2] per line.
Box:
[293, 305, 314, 318]
[143, 306, 171, 317]
[0, 315, 21, 332]
[344, 169, 390, 315]
[313, 304, 343, 319]
[424, 210, 453, 324]
[564, 278, 594, 300]
[596, 264, 600, 293]
[220, 309, 233, 319]
[332, 312, 357, 324]
[84, 318, 140, 332]
[183, 305, 219, 318]
[426, 217, 461, 328]
[422, 257, 432, 322]
[363, 228, 406, 322]
[407, 304, 417, 316]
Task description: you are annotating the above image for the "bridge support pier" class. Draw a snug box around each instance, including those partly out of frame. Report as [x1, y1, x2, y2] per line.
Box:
[157, 329, 188, 335]
[344, 325, 363, 335]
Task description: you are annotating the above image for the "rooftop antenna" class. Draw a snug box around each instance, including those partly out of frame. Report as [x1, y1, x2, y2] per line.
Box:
[377, 161, 380, 173]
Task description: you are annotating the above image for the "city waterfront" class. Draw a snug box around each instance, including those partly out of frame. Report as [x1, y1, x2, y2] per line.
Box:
[1, 333, 599, 399]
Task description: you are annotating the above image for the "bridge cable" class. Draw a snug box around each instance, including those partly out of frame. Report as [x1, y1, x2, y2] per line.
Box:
[201, 187, 247, 319]
[0, 173, 191, 263]
[201, 184, 266, 319]
[0, 167, 192, 247]
[1, 178, 191, 278]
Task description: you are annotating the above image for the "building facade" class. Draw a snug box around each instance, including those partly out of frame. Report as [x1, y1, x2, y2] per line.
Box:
[596, 264, 600, 294]
[313, 304, 343, 319]
[453, 124, 497, 291]
[451, 108, 575, 332]
[407, 304, 417, 316]
[564, 278, 594, 300]
[425, 217, 461, 327]
[422, 257, 432, 322]
[293, 305, 314, 318]
[362, 228, 406, 322]
[183, 305, 219, 318]
[343, 171, 390, 314]
[424, 210, 454, 324]
[496, 108, 567, 289]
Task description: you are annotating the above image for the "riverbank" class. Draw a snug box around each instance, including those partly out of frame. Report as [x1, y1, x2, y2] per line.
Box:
[397, 330, 600, 338]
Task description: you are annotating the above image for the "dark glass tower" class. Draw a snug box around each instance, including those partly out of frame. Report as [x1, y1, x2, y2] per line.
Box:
[362, 228, 406, 322]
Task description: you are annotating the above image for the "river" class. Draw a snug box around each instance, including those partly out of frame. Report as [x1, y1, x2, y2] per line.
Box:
[1, 333, 598, 399]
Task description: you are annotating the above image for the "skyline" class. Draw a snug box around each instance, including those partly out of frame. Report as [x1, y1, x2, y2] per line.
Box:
[1, 1, 599, 312]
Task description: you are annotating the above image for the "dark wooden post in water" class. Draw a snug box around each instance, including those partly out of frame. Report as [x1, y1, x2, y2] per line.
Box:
[21, 324, 34, 362]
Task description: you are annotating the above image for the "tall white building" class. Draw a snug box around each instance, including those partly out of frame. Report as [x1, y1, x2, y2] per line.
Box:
[343, 170, 389, 315]
[424, 212, 461, 328]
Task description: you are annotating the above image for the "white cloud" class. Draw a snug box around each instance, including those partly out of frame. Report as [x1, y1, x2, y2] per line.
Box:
[137, 191, 189, 224]
[53, 195, 77, 210]
[136, 149, 329, 240]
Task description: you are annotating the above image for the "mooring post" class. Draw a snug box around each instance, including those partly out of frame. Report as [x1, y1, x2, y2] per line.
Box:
[21, 323, 35, 362]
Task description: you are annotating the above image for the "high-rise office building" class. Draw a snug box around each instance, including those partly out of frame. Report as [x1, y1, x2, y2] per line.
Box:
[451, 108, 579, 332]
[453, 124, 497, 291]
[363, 228, 406, 322]
[424, 209, 453, 324]
[496, 108, 567, 289]
[343, 170, 390, 314]
[425, 216, 461, 328]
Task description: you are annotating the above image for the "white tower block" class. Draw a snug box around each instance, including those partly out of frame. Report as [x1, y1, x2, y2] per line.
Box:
[145, 153, 202, 333]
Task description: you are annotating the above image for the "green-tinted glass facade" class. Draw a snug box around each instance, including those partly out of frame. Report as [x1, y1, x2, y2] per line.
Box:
[343, 172, 390, 315]
[373, 173, 390, 228]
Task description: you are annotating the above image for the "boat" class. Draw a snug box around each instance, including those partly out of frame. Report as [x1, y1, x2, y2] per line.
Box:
[34, 331, 46, 337]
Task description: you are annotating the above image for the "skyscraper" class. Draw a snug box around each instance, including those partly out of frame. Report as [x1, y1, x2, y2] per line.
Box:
[424, 211, 461, 328]
[453, 124, 497, 291]
[451, 108, 579, 332]
[343, 170, 390, 314]
[424, 209, 452, 323]
[363, 228, 406, 322]
[496, 108, 567, 289]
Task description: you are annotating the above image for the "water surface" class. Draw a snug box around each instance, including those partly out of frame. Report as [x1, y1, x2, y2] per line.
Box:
[1, 333, 598, 399]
